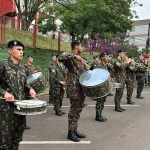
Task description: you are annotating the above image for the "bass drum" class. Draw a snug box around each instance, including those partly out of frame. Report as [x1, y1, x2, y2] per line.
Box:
[79, 68, 113, 98]
[27, 72, 48, 95]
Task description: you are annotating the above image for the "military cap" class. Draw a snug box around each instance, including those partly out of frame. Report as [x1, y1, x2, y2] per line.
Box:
[52, 54, 56, 57]
[118, 49, 125, 53]
[56, 54, 59, 57]
[27, 55, 33, 58]
[7, 40, 25, 49]
[93, 56, 98, 59]
[100, 52, 107, 58]
[128, 56, 134, 59]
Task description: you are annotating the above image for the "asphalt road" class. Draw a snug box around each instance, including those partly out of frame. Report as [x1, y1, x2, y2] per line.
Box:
[19, 87, 150, 150]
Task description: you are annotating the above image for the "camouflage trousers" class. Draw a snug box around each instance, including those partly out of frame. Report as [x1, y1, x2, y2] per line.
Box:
[68, 90, 85, 132]
[52, 87, 64, 112]
[126, 80, 134, 101]
[49, 83, 54, 104]
[95, 96, 106, 116]
[114, 81, 125, 108]
[0, 103, 26, 150]
[136, 76, 145, 97]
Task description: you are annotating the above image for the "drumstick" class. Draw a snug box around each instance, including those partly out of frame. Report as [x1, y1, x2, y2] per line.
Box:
[33, 97, 39, 100]
[0, 97, 33, 103]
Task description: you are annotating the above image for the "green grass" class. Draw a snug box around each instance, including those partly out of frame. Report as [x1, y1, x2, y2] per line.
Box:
[0, 28, 95, 68]
[6, 28, 71, 51]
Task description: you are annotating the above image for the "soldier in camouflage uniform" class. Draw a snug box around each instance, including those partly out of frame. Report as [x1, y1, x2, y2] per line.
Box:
[0, 40, 36, 150]
[58, 40, 87, 142]
[113, 50, 131, 112]
[48, 54, 57, 104]
[125, 57, 138, 104]
[92, 53, 113, 122]
[92, 53, 112, 122]
[24, 55, 35, 73]
[24, 55, 36, 129]
[136, 54, 147, 99]
[50, 55, 66, 116]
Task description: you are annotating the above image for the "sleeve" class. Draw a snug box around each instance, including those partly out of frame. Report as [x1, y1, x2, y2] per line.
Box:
[50, 66, 60, 84]
[0, 62, 8, 96]
[58, 52, 74, 63]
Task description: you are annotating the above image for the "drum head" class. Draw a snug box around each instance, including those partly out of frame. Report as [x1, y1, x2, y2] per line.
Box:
[79, 68, 110, 87]
[14, 100, 47, 108]
[27, 72, 42, 84]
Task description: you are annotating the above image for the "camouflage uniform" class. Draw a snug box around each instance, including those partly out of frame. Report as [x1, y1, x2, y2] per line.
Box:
[24, 64, 35, 74]
[48, 61, 56, 104]
[114, 58, 128, 109]
[91, 61, 112, 121]
[136, 60, 147, 97]
[58, 52, 86, 132]
[49, 61, 65, 113]
[0, 57, 31, 150]
[125, 63, 138, 102]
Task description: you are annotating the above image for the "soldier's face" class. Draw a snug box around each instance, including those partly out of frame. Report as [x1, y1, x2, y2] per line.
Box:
[77, 44, 82, 54]
[119, 52, 125, 58]
[8, 46, 24, 63]
[103, 55, 108, 62]
[28, 57, 33, 63]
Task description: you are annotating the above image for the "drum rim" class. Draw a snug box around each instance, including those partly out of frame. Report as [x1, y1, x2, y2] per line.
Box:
[79, 68, 110, 87]
[27, 72, 42, 84]
[14, 100, 47, 108]
[14, 108, 47, 115]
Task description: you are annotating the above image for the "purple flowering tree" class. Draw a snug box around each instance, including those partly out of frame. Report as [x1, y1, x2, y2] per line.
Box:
[83, 32, 138, 57]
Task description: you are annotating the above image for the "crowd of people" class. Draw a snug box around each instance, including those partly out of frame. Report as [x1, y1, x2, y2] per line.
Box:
[0, 39, 149, 149]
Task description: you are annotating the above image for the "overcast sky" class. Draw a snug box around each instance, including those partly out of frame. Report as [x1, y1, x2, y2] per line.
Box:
[131, 0, 150, 20]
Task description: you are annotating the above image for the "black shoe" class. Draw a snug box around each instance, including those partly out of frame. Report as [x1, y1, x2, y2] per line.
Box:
[55, 111, 63, 116]
[75, 131, 86, 138]
[68, 131, 80, 142]
[25, 126, 30, 129]
[49, 100, 54, 104]
[115, 108, 123, 112]
[95, 116, 107, 122]
[107, 93, 113, 96]
[83, 103, 87, 107]
[60, 111, 66, 115]
[136, 96, 144, 99]
[127, 100, 135, 105]
[120, 107, 126, 111]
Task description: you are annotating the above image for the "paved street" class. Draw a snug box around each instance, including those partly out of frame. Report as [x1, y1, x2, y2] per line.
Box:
[19, 87, 150, 150]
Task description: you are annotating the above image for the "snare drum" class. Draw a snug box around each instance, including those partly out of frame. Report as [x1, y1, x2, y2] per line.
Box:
[14, 100, 47, 115]
[79, 68, 113, 98]
[27, 72, 48, 95]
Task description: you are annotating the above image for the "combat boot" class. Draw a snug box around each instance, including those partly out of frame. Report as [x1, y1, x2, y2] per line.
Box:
[115, 107, 123, 112]
[75, 131, 86, 138]
[68, 131, 80, 142]
[95, 115, 107, 122]
[55, 111, 63, 116]
[127, 100, 135, 104]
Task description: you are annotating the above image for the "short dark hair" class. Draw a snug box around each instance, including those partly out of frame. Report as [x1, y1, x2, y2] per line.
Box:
[71, 40, 81, 50]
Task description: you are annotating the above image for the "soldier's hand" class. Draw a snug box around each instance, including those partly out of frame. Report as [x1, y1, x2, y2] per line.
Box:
[4, 92, 15, 102]
[29, 88, 36, 98]
[60, 81, 65, 85]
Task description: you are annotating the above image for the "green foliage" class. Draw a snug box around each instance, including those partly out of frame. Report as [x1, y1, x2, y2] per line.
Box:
[38, 17, 56, 34]
[44, 0, 135, 42]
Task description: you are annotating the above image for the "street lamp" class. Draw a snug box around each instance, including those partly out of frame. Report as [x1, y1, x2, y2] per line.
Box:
[55, 19, 62, 51]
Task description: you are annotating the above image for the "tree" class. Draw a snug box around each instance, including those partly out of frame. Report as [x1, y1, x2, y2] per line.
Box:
[14, 0, 49, 30]
[83, 32, 139, 57]
[41, 0, 141, 42]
